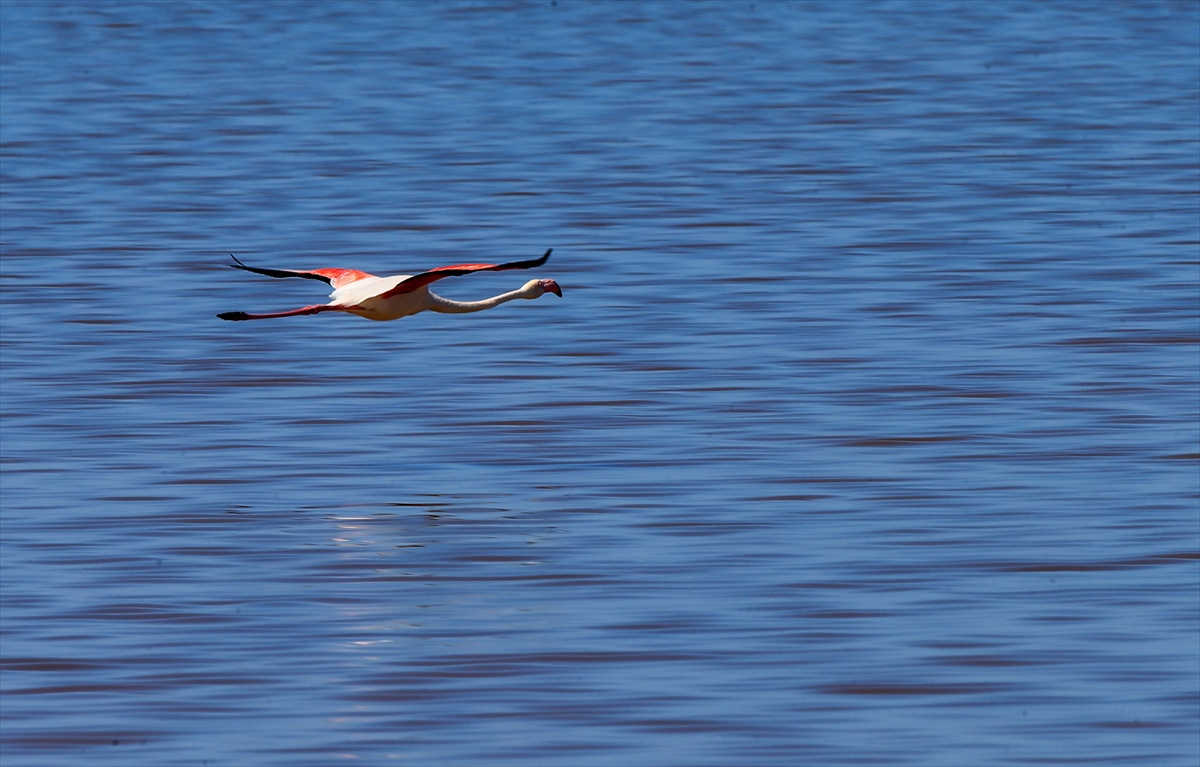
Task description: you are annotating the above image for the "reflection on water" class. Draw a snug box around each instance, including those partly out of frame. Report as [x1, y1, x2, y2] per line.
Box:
[2, 2, 1197, 765]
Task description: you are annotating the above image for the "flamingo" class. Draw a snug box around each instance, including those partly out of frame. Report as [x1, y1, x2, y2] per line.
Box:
[218, 248, 561, 322]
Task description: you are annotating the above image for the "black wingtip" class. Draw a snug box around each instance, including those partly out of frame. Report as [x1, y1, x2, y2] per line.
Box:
[495, 248, 554, 272]
[218, 311, 248, 321]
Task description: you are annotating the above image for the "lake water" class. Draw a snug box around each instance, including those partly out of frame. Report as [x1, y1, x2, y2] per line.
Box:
[1, 2, 1197, 765]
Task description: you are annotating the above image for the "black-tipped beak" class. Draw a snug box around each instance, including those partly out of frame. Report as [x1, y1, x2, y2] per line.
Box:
[541, 279, 563, 297]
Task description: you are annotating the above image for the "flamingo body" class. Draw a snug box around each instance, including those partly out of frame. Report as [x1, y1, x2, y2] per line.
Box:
[218, 249, 560, 322]
[330, 274, 430, 321]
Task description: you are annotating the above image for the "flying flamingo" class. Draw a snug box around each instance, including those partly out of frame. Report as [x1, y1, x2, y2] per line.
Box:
[218, 248, 561, 322]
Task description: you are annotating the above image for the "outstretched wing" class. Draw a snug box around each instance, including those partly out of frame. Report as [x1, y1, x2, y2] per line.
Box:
[227, 254, 376, 289]
[378, 248, 552, 299]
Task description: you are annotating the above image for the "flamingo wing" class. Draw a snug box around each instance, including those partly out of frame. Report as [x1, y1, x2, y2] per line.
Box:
[227, 254, 377, 289]
[378, 248, 552, 299]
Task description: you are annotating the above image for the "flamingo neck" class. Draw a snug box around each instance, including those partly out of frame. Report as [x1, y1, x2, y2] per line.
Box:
[426, 286, 529, 314]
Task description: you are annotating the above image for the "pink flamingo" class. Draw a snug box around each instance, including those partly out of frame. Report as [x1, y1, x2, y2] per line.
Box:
[218, 248, 561, 322]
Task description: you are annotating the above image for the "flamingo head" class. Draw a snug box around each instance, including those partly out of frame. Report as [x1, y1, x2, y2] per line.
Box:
[524, 278, 562, 298]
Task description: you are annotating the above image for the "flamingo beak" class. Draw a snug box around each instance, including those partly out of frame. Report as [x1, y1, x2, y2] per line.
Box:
[540, 279, 562, 297]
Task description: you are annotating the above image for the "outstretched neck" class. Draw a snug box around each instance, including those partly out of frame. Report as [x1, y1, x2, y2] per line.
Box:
[426, 286, 529, 314]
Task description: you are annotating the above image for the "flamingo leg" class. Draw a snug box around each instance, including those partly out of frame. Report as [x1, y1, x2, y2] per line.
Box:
[218, 304, 346, 321]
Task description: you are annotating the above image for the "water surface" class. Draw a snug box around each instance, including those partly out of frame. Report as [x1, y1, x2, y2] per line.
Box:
[2, 2, 1197, 765]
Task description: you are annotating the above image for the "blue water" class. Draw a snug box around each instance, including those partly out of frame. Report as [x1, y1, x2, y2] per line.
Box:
[2, 2, 1197, 765]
